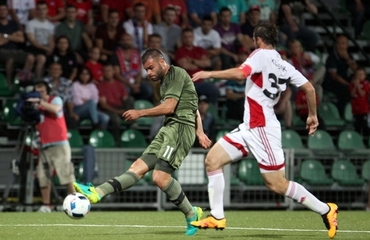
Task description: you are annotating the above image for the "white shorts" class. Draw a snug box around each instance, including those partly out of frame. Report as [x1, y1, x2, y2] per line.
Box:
[218, 124, 285, 173]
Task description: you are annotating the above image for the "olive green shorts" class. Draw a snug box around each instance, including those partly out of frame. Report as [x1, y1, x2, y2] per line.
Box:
[141, 122, 195, 170]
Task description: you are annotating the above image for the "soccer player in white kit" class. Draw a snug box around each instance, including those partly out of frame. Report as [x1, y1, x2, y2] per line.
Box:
[190, 21, 338, 239]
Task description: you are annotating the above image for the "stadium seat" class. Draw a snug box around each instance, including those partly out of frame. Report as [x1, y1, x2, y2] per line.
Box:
[331, 159, 365, 186]
[299, 159, 333, 186]
[120, 129, 147, 148]
[134, 100, 153, 126]
[208, 103, 225, 126]
[307, 130, 338, 156]
[282, 129, 311, 157]
[318, 102, 345, 129]
[1, 99, 21, 126]
[68, 129, 84, 148]
[343, 103, 353, 123]
[238, 159, 264, 185]
[361, 160, 370, 181]
[291, 103, 305, 128]
[0, 72, 14, 97]
[337, 130, 369, 156]
[361, 20, 370, 40]
[89, 130, 115, 148]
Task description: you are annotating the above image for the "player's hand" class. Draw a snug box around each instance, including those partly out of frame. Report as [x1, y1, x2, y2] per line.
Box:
[192, 71, 211, 82]
[122, 109, 141, 121]
[197, 133, 212, 149]
[306, 115, 319, 136]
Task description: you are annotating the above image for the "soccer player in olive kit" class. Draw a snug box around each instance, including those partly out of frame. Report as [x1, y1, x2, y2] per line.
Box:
[73, 48, 212, 236]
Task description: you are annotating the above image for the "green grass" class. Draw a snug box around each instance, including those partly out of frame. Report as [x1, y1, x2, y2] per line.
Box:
[0, 210, 369, 239]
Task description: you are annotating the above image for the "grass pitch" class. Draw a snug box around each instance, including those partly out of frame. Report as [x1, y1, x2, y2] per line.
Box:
[0, 210, 369, 239]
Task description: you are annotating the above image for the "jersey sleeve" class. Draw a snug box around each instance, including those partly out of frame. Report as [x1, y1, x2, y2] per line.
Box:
[51, 96, 64, 117]
[238, 49, 263, 77]
[284, 61, 308, 88]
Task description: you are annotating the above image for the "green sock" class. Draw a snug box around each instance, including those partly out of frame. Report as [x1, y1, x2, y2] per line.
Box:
[98, 171, 140, 195]
[163, 178, 193, 218]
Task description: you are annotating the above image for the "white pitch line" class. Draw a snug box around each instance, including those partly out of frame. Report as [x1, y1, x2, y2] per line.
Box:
[0, 224, 369, 234]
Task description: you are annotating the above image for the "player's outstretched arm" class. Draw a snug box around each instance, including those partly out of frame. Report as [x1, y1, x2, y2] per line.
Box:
[299, 81, 319, 136]
[195, 110, 212, 149]
[192, 67, 247, 82]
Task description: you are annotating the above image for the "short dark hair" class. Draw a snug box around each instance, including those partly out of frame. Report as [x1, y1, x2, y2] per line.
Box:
[201, 15, 213, 23]
[34, 81, 52, 95]
[141, 48, 164, 64]
[253, 20, 278, 47]
[149, 33, 162, 40]
[219, 7, 231, 15]
[66, 4, 77, 10]
[77, 67, 92, 84]
[182, 28, 193, 35]
[36, 1, 48, 7]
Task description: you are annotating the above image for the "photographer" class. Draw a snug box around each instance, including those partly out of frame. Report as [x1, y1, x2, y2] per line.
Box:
[27, 81, 75, 213]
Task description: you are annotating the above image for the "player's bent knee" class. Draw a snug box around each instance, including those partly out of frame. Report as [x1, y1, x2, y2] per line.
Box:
[152, 170, 171, 188]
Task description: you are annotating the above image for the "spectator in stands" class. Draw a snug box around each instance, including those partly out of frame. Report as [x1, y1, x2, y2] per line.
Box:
[25, 1, 55, 81]
[99, 0, 132, 24]
[85, 47, 103, 82]
[47, 36, 78, 81]
[29, 81, 75, 213]
[8, 0, 35, 30]
[240, 5, 262, 55]
[153, 7, 181, 60]
[55, 4, 93, 64]
[95, 9, 126, 62]
[196, 95, 215, 146]
[175, 28, 219, 104]
[123, 3, 153, 53]
[247, 0, 278, 22]
[349, 67, 370, 138]
[214, 7, 246, 69]
[323, 34, 357, 117]
[288, 39, 325, 103]
[274, 87, 292, 129]
[66, 0, 94, 36]
[97, 64, 134, 145]
[43, 62, 79, 129]
[346, 0, 370, 38]
[0, 4, 34, 88]
[216, 0, 247, 24]
[159, 0, 189, 29]
[277, 0, 320, 52]
[225, 79, 245, 122]
[111, 32, 153, 102]
[72, 67, 110, 129]
[193, 16, 222, 70]
[132, 0, 161, 24]
[187, 0, 217, 27]
[36, 0, 65, 23]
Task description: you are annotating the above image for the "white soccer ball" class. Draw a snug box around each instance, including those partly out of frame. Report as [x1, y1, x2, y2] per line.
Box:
[63, 192, 91, 219]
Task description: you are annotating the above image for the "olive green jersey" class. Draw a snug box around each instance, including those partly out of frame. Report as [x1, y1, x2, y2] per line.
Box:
[160, 65, 198, 127]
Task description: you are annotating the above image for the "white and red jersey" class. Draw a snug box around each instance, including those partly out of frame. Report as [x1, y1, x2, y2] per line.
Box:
[239, 48, 308, 129]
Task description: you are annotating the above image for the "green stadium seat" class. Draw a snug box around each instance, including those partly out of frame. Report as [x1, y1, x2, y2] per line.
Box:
[337, 130, 369, 156]
[300, 159, 333, 186]
[307, 130, 338, 156]
[361, 160, 370, 181]
[238, 159, 264, 185]
[343, 103, 353, 123]
[291, 103, 305, 128]
[1, 99, 21, 126]
[89, 130, 115, 148]
[282, 129, 311, 157]
[318, 102, 345, 128]
[68, 129, 84, 148]
[0, 72, 15, 97]
[120, 129, 147, 148]
[134, 100, 153, 126]
[331, 160, 365, 186]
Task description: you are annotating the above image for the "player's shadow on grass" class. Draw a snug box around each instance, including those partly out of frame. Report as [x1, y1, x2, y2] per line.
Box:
[208, 234, 285, 239]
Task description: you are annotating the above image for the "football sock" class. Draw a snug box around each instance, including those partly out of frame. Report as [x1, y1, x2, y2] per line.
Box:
[98, 171, 139, 195]
[285, 181, 330, 215]
[163, 178, 193, 218]
[207, 169, 225, 219]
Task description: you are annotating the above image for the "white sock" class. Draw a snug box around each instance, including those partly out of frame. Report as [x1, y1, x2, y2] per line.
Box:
[285, 181, 329, 215]
[207, 169, 225, 219]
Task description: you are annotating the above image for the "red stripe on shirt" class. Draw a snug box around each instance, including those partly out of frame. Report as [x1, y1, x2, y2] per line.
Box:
[223, 135, 248, 157]
[247, 96, 266, 128]
[258, 162, 285, 171]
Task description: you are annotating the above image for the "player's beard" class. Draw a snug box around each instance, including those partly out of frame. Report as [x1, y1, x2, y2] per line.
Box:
[151, 65, 165, 81]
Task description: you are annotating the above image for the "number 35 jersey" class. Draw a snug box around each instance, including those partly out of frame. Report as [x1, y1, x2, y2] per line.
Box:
[239, 48, 308, 129]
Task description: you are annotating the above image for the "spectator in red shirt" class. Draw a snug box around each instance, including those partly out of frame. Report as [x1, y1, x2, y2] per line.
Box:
[36, 0, 65, 22]
[349, 67, 370, 137]
[97, 64, 134, 144]
[85, 47, 103, 83]
[132, 0, 161, 24]
[99, 0, 132, 24]
[175, 28, 219, 104]
[160, 0, 189, 28]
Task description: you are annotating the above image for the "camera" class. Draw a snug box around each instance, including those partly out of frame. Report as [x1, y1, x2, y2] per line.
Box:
[15, 91, 42, 125]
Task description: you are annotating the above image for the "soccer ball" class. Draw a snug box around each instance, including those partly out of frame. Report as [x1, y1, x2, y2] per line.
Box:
[63, 192, 91, 219]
